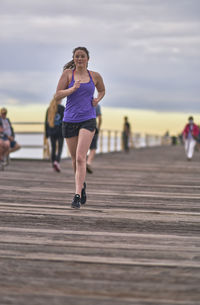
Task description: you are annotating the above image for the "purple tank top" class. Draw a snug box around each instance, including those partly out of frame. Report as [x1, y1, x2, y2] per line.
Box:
[63, 70, 96, 123]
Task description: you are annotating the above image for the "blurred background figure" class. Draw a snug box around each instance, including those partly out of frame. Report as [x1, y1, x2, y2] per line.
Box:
[122, 116, 131, 152]
[0, 115, 10, 169]
[0, 107, 21, 164]
[195, 124, 200, 151]
[182, 116, 199, 161]
[171, 135, 177, 146]
[45, 97, 65, 172]
[86, 104, 102, 174]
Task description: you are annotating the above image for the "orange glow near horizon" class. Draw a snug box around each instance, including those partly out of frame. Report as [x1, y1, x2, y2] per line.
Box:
[1, 104, 199, 136]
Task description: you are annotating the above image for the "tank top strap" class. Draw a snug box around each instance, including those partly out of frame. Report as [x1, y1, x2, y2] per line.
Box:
[72, 69, 75, 82]
[88, 70, 94, 83]
[71, 69, 93, 83]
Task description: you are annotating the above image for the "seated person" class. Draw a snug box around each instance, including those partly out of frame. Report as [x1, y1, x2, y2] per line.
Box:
[0, 108, 21, 153]
[0, 120, 10, 168]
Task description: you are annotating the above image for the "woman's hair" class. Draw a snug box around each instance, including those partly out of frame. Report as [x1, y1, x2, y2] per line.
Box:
[63, 47, 90, 71]
[47, 97, 58, 128]
[0, 107, 7, 114]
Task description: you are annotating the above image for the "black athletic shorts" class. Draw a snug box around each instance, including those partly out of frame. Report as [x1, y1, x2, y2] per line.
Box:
[90, 128, 99, 149]
[62, 118, 96, 138]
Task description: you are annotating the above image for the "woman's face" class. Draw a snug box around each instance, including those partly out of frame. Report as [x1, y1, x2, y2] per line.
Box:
[73, 50, 89, 68]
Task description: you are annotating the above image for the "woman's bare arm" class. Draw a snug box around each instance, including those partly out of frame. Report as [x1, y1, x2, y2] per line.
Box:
[91, 71, 105, 107]
[54, 69, 80, 101]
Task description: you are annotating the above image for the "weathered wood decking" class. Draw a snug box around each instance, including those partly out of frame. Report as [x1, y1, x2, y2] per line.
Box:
[0, 145, 200, 305]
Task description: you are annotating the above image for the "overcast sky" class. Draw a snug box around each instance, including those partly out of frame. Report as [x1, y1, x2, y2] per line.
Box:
[0, 0, 200, 112]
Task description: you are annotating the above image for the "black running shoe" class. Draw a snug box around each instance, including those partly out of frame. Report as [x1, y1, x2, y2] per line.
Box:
[71, 194, 81, 209]
[81, 182, 87, 205]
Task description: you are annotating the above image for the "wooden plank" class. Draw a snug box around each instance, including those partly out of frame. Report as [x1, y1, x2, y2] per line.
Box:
[0, 145, 200, 305]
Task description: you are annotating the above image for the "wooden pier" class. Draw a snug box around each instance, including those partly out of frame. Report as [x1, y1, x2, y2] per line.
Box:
[0, 145, 200, 305]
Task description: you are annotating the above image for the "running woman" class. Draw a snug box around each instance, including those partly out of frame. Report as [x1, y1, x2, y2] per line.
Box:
[55, 47, 105, 208]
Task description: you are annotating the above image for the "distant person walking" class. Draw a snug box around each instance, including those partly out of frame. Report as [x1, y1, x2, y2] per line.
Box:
[55, 46, 105, 209]
[86, 104, 102, 174]
[45, 97, 65, 172]
[122, 116, 131, 152]
[182, 116, 199, 161]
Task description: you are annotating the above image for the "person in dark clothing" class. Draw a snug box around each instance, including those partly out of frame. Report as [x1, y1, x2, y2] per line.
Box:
[86, 104, 102, 174]
[122, 116, 131, 152]
[45, 97, 65, 172]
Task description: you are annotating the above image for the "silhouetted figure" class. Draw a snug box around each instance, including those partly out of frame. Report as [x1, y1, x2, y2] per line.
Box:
[122, 116, 131, 152]
[164, 130, 169, 137]
[45, 97, 64, 172]
[171, 136, 177, 145]
[178, 133, 184, 145]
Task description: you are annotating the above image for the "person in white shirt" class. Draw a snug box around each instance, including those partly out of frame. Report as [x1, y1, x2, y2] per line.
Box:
[0, 108, 21, 154]
[182, 116, 199, 160]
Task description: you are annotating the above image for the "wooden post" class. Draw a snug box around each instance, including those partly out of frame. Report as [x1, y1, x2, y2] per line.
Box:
[99, 130, 103, 153]
[145, 134, 150, 147]
[129, 132, 134, 148]
[107, 130, 111, 152]
[120, 131, 123, 151]
[114, 131, 118, 152]
[136, 133, 141, 148]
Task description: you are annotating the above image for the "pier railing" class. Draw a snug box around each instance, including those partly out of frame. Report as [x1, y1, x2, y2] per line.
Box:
[11, 122, 170, 159]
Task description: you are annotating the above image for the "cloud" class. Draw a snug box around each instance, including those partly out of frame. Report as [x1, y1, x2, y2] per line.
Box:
[0, 71, 58, 104]
[0, 0, 200, 112]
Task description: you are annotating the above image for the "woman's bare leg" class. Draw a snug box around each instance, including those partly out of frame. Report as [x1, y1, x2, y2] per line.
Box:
[87, 148, 96, 165]
[4, 140, 10, 156]
[66, 136, 78, 173]
[75, 129, 95, 195]
[0, 139, 4, 160]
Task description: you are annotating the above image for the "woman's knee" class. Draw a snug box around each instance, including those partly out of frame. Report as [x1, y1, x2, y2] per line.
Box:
[5, 141, 10, 150]
[76, 153, 86, 166]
